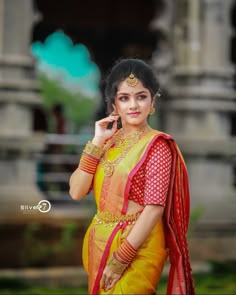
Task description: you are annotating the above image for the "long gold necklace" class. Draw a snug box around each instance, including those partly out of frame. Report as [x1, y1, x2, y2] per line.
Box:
[100, 124, 150, 177]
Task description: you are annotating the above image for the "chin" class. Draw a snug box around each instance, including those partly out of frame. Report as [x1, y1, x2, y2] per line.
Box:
[126, 120, 145, 126]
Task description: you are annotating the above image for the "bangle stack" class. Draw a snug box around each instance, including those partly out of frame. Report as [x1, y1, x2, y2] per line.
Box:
[78, 141, 103, 174]
[106, 238, 137, 275]
[115, 238, 137, 264]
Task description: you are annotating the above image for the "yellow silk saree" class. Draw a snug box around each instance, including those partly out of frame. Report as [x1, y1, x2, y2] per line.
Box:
[82, 130, 195, 295]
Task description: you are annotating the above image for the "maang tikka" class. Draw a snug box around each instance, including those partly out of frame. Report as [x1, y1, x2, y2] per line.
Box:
[125, 73, 139, 87]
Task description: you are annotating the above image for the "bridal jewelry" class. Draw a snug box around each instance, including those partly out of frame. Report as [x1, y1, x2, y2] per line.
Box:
[125, 73, 139, 87]
[149, 106, 155, 115]
[100, 124, 149, 177]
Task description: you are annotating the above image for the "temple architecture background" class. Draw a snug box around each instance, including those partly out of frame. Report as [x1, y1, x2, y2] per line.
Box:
[152, 0, 236, 261]
[0, 0, 45, 215]
[0, 0, 236, 266]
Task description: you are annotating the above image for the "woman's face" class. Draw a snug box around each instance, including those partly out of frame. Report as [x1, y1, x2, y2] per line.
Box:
[113, 79, 153, 129]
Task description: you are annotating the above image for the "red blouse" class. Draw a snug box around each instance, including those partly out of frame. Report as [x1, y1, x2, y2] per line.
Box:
[129, 137, 172, 206]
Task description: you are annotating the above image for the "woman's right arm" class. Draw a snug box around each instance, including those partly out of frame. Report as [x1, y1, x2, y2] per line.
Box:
[69, 136, 105, 201]
[69, 114, 119, 201]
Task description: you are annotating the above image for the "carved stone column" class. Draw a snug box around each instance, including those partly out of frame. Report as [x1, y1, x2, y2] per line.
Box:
[152, 0, 236, 261]
[0, 0, 45, 218]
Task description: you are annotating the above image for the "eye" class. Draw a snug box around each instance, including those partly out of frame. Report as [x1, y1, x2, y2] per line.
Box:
[137, 95, 147, 100]
[118, 96, 129, 101]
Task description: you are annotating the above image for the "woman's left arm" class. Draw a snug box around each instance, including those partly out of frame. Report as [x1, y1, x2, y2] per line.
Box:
[126, 204, 164, 249]
[127, 137, 172, 248]
[101, 205, 164, 291]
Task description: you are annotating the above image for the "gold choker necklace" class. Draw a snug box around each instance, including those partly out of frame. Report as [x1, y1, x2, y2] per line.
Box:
[100, 124, 150, 177]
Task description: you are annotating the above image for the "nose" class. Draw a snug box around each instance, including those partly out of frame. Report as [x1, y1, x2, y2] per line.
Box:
[129, 97, 138, 110]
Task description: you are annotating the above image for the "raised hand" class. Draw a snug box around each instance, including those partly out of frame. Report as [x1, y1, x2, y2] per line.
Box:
[92, 113, 119, 146]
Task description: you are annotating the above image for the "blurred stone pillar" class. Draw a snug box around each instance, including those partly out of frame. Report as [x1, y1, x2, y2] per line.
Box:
[0, 0, 45, 218]
[150, 0, 175, 129]
[152, 0, 236, 261]
[151, 0, 174, 86]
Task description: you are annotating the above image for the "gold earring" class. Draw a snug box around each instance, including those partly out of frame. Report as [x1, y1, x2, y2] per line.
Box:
[111, 109, 119, 116]
[149, 106, 155, 115]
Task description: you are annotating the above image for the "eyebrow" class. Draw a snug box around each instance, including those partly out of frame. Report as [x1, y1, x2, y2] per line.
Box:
[117, 90, 149, 96]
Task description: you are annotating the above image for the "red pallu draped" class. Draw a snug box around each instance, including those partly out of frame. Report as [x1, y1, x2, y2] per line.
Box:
[164, 141, 195, 295]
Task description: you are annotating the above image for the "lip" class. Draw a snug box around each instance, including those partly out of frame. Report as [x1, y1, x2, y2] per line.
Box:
[127, 112, 140, 116]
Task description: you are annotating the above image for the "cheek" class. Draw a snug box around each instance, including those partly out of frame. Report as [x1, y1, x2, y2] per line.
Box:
[115, 101, 126, 114]
[142, 100, 152, 112]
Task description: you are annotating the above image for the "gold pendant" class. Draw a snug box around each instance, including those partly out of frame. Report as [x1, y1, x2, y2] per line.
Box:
[103, 163, 114, 177]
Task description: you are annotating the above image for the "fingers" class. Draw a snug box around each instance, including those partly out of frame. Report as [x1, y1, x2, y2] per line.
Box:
[100, 272, 121, 291]
[101, 278, 114, 291]
[100, 274, 111, 291]
[106, 277, 119, 291]
[100, 275, 105, 290]
[105, 279, 113, 291]
[94, 114, 120, 139]
[97, 116, 118, 127]
[96, 115, 119, 132]
[99, 114, 119, 122]
[105, 279, 112, 291]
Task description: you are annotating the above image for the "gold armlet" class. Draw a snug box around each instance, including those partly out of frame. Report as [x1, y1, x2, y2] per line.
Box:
[107, 253, 129, 275]
[83, 141, 103, 159]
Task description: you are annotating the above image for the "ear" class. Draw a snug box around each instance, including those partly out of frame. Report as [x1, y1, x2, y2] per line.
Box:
[111, 103, 119, 116]
[151, 98, 155, 107]
[112, 103, 116, 111]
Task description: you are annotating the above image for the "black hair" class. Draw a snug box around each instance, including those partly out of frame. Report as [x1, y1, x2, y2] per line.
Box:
[105, 58, 160, 113]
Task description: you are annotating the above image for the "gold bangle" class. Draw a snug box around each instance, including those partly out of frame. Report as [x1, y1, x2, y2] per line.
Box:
[83, 141, 103, 159]
[107, 253, 129, 275]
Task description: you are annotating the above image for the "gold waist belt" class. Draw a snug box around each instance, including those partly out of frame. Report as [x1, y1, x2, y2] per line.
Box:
[94, 210, 141, 226]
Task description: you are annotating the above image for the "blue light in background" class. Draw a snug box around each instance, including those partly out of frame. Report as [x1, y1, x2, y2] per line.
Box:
[31, 31, 101, 98]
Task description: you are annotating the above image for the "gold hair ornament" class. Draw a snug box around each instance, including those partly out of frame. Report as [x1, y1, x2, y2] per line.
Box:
[125, 73, 139, 87]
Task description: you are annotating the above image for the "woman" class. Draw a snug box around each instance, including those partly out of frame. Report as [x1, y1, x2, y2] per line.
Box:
[69, 58, 195, 295]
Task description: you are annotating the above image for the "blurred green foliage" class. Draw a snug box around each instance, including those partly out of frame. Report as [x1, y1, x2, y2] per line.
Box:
[21, 222, 77, 267]
[1, 266, 236, 294]
[157, 265, 236, 295]
[39, 74, 97, 131]
[188, 206, 204, 238]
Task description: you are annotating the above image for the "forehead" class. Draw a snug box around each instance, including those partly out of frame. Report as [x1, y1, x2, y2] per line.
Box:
[117, 80, 150, 94]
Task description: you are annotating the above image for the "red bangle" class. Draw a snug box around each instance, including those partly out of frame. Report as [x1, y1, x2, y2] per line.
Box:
[79, 152, 99, 174]
[115, 238, 137, 264]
